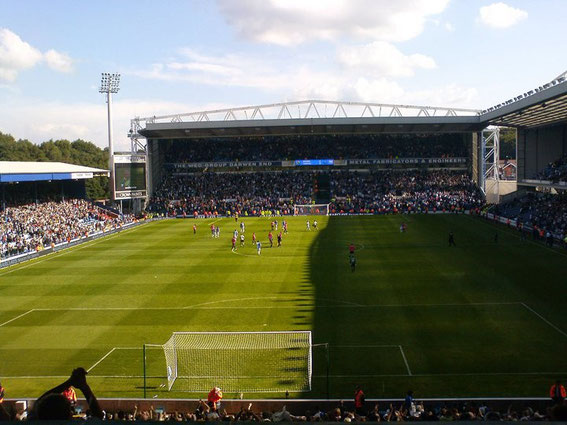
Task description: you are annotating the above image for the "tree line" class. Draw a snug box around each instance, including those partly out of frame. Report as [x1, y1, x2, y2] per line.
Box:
[0, 131, 109, 199]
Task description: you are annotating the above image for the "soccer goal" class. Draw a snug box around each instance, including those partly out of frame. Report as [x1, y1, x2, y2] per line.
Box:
[294, 204, 330, 216]
[159, 331, 312, 393]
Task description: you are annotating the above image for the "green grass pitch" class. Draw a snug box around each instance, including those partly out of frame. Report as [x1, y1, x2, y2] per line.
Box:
[1, 214, 567, 399]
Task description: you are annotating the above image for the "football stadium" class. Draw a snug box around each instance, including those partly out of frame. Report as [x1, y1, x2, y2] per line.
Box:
[3, 75, 567, 419]
[2, 3, 567, 422]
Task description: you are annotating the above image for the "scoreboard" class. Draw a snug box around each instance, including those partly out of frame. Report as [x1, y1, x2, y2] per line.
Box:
[113, 154, 147, 200]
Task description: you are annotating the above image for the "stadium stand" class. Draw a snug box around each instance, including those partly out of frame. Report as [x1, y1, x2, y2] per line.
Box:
[162, 134, 469, 163]
[1, 199, 134, 260]
[329, 170, 483, 214]
[534, 154, 567, 182]
[147, 171, 315, 216]
[146, 170, 483, 217]
[493, 192, 567, 242]
[145, 133, 481, 217]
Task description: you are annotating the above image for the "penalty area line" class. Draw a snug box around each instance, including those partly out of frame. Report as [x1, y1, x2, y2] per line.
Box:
[399, 345, 412, 376]
[0, 309, 35, 327]
[521, 303, 567, 339]
[87, 347, 116, 373]
[86, 346, 144, 373]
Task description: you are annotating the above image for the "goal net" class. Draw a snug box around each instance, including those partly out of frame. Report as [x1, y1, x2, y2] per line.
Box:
[293, 204, 330, 216]
[162, 331, 312, 393]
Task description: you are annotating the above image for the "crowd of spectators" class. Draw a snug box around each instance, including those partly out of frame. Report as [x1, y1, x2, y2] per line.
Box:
[493, 192, 567, 240]
[147, 170, 484, 217]
[534, 154, 567, 183]
[69, 400, 563, 422]
[163, 134, 468, 163]
[1, 199, 133, 260]
[330, 170, 484, 214]
[147, 172, 315, 216]
[2, 371, 567, 422]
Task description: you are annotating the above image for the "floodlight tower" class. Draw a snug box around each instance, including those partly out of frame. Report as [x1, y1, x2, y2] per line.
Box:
[99, 72, 120, 201]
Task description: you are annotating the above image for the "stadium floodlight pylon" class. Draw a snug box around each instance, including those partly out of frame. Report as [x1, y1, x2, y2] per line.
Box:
[156, 331, 312, 393]
[293, 204, 330, 216]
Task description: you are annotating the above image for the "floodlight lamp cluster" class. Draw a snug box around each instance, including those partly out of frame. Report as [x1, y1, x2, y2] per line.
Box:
[99, 72, 121, 93]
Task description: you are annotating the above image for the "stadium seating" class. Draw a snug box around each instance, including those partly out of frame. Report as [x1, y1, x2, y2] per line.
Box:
[329, 170, 483, 214]
[147, 170, 483, 216]
[1, 199, 134, 259]
[162, 134, 468, 163]
[534, 154, 567, 183]
[494, 192, 567, 239]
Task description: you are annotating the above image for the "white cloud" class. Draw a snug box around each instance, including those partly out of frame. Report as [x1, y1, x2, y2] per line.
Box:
[479, 3, 528, 29]
[217, 0, 450, 45]
[348, 78, 406, 103]
[130, 50, 293, 91]
[132, 43, 437, 95]
[44, 49, 74, 73]
[0, 28, 75, 81]
[445, 22, 455, 32]
[337, 41, 436, 78]
[0, 28, 43, 82]
[297, 77, 478, 109]
[130, 46, 477, 110]
[409, 84, 479, 107]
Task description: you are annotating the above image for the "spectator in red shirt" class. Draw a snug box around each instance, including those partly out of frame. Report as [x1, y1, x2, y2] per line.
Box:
[550, 380, 566, 405]
[207, 387, 223, 411]
[354, 386, 365, 415]
[62, 386, 77, 405]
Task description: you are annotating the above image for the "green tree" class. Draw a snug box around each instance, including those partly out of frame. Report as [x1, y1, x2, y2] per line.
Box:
[500, 128, 516, 160]
[0, 131, 110, 199]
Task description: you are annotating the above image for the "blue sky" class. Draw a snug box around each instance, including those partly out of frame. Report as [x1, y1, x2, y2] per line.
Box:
[0, 0, 565, 150]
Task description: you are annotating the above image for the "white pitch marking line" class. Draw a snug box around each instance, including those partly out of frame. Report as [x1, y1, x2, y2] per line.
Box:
[0, 309, 35, 327]
[184, 296, 359, 309]
[399, 345, 412, 376]
[327, 299, 363, 307]
[27, 301, 520, 312]
[5, 371, 567, 380]
[318, 371, 567, 378]
[114, 346, 144, 350]
[521, 303, 567, 339]
[332, 344, 401, 348]
[183, 296, 289, 309]
[87, 347, 117, 372]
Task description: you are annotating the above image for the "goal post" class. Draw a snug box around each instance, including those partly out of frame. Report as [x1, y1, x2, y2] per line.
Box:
[293, 204, 330, 216]
[160, 331, 312, 393]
